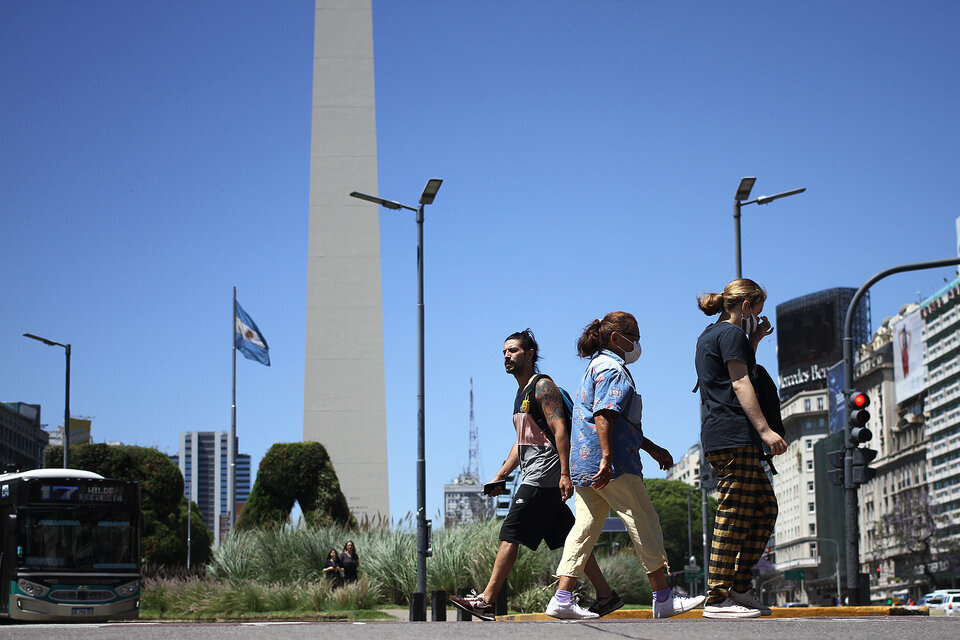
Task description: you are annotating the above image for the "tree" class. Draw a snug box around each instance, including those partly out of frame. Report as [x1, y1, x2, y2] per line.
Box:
[871, 488, 960, 591]
[235, 442, 354, 530]
[44, 443, 213, 567]
[645, 478, 718, 573]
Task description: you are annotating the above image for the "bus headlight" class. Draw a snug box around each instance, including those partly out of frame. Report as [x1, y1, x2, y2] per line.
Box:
[116, 580, 139, 597]
[17, 579, 49, 598]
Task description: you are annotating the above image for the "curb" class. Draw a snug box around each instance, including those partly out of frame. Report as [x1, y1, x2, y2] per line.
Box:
[498, 605, 929, 621]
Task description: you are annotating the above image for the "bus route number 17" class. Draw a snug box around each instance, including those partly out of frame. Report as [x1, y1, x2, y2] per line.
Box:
[40, 485, 80, 501]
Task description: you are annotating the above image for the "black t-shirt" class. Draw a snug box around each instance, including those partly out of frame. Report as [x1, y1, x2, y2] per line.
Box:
[695, 321, 762, 453]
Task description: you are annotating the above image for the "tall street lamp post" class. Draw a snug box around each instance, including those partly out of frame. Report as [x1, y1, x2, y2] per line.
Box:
[733, 177, 806, 278]
[350, 179, 443, 614]
[23, 333, 71, 468]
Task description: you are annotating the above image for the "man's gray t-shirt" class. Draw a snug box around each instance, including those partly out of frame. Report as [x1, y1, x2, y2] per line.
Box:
[512, 378, 562, 487]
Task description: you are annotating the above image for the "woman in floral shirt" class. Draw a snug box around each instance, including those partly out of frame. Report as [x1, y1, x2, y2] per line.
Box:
[545, 311, 705, 620]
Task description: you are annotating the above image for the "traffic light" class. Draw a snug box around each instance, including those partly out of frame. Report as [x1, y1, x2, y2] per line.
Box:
[851, 446, 878, 484]
[827, 450, 844, 487]
[848, 391, 872, 444]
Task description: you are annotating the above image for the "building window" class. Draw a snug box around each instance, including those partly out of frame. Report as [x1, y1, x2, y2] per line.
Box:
[809, 542, 817, 557]
[807, 481, 815, 493]
[817, 397, 824, 410]
[809, 523, 816, 535]
[806, 460, 814, 472]
[808, 502, 815, 513]
[804, 399, 812, 411]
[806, 439, 813, 450]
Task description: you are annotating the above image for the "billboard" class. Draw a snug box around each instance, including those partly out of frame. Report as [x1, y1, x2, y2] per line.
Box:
[893, 309, 926, 403]
[776, 288, 870, 399]
[827, 360, 846, 433]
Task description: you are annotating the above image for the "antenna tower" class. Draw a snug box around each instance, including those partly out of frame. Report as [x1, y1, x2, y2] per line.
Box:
[467, 377, 479, 480]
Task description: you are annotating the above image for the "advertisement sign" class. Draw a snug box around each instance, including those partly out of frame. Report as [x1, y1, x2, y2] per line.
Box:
[893, 309, 926, 403]
[827, 360, 845, 433]
[776, 288, 869, 398]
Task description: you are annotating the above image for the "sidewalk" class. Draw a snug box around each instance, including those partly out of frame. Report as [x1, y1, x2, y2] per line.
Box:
[499, 605, 930, 621]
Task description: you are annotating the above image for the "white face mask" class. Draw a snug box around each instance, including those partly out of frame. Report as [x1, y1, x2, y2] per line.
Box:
[741, 310, 758, 336]
[621, 337, 642, 364]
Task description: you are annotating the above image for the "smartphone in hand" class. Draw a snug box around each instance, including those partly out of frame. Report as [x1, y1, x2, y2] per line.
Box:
[482, 480, 506, 496]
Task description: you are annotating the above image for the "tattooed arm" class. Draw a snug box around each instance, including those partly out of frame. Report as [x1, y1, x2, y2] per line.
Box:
[536, 377, 574, 500]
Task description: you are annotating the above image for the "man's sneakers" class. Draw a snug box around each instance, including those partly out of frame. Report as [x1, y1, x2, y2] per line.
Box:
[449, 590, 496, 621]
[545, 594, 599, 619]
[652, 591, 707, 618]
[702, 597, 763, 619]
[588, 590, 624, 617]
[731, 589, 772, 616]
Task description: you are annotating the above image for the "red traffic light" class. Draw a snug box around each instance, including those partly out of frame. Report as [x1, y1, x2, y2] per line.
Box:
[852, 392, 869, 408]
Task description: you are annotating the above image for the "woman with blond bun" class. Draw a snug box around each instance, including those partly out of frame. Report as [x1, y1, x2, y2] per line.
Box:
[695, 278, 786, 620]
[545, 311, 705, 620]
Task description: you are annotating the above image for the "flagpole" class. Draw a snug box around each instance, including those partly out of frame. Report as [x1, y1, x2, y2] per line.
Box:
[230, 287, 237, 533]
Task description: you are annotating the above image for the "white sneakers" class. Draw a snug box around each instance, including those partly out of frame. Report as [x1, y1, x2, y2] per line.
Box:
[703, 597, 762, 619]
[731, 589, 772, 616]
[545, 595, 599, 619]
[652, 592, 707, 618]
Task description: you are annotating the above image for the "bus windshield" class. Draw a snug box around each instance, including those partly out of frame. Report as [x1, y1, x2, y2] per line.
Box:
[16, 509, 138, 570]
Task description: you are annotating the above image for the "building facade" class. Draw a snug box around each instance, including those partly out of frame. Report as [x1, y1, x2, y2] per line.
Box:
[172, 431, 251, 546]
[303, 0, 389, 523]
[0, 402, 48, 471]
[771, 389, 832, 604]
[46, 417, 93, 447]
[443, 473, 493, 526]
[921, 275, 960, 550]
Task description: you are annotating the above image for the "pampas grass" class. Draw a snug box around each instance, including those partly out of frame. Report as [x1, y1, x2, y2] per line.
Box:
[147, 517, 655, 616]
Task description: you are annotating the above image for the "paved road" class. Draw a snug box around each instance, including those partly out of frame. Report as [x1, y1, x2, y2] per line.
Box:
[1, 618, 957, 640]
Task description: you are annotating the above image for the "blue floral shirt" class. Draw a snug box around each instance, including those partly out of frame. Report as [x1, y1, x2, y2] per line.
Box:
[569, 350, 645, 487]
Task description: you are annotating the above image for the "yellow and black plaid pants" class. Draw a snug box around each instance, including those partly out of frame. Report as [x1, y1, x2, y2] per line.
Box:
[704, 446, 778, 605]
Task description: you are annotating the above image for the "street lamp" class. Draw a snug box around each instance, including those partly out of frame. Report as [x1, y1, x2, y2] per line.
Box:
[813, 537, 842, 606]
[349, 178, 443, 616]
[23, 333, 71, 468]
[733, 177, 806, 278]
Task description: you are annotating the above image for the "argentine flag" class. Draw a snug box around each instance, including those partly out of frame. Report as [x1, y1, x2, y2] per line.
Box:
[235, 302, 270, 366]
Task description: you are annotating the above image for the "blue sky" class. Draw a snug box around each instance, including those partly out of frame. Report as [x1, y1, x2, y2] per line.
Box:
[2, 1, 959, 527]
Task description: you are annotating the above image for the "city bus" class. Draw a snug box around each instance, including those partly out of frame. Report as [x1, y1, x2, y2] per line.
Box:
[0, 468, 141, 621]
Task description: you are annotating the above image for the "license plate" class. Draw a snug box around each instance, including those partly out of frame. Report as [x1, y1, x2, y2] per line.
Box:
[72, 607, 94, 616]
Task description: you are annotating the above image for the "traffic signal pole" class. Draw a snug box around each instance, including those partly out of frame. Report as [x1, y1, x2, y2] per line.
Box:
[841, 256, 960, 604]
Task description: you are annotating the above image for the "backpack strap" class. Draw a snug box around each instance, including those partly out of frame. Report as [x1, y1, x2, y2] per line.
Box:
[522, 374, 559, 446]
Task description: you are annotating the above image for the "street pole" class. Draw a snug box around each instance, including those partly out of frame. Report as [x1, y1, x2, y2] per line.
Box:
[700, 443, 710, 591]
[732, 178, 804, 279]
[813, 536, 841, 605]
[349, 180, 442, 615]
[23, 333, 71, 468]
[415, 201, 427, 597]
[734, 199, 742, 279]
[63, 344, 71, 468]
[686, 488, 695, 594]
[841, 256, 960, 604]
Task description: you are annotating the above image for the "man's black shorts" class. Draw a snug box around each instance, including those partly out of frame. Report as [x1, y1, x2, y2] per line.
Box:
[499, 484, 574, 551]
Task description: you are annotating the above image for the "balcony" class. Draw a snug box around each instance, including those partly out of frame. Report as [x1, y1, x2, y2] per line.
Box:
[774, 556, 821, 572]
[928, 355, 960, 387]
[926, 457, 960, 484]
[923, 305, 960, 342]
[928, 406, 960, 436]
[924, 331, 960, 366]
[927, 378, 960, 412]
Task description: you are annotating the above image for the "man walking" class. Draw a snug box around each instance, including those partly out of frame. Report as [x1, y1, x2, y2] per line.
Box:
[449, 329, 620, 620]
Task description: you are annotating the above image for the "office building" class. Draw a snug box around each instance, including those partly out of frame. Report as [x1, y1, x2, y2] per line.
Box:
[0, 402, 48, 471]
[921, 275, 960, 543]
[46, 417, 93, 447]
[770, 389, 832, 604]
[171, 431, 251, 545]
[443, 473, 493, 526]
